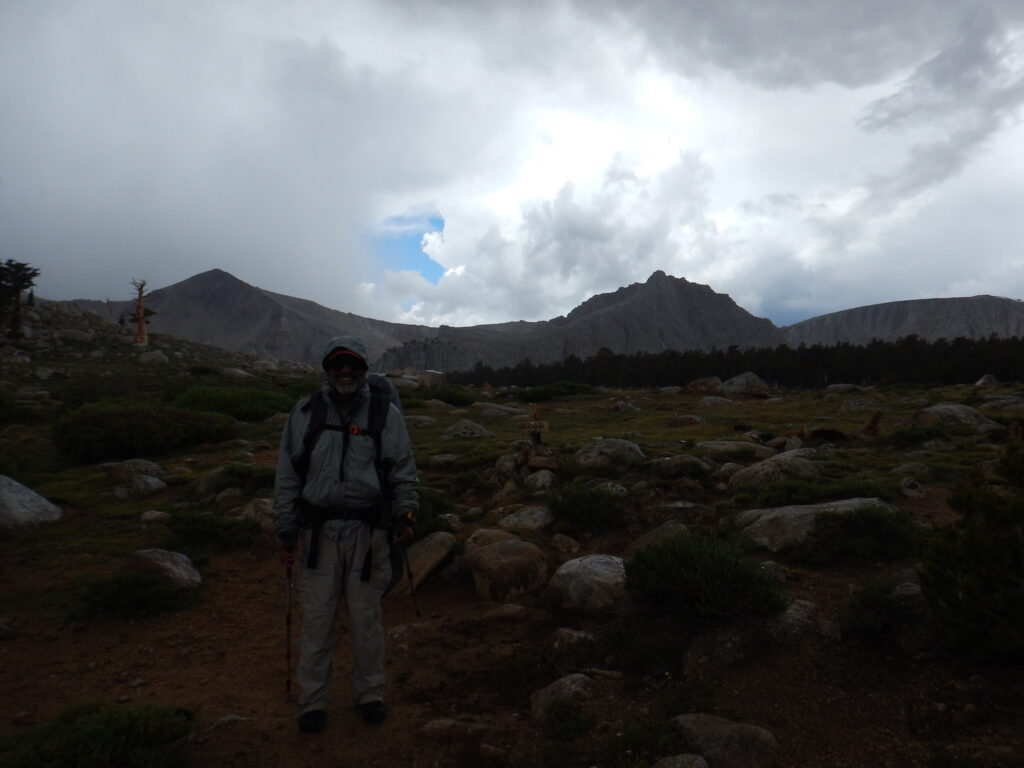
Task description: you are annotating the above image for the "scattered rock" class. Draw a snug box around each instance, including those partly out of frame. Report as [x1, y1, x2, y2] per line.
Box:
[129, 549, 202, 588]
[900, 477, 925, 497]
[550, 533, 580, 554]
[652, 756, 709, 768]
[543, 555, 627, 614]
[573, 439, 645, 470]
[718, 371, 771, 398]
[685, 376, 722, 393]
[524, 469, 558, 492]
[0, 475, 62, 533]
[404, 415, 438, 428]
[735, 498, 894, 552]
[912, 403, 1002, 433]
[530, 673, 595, 721]
[101, 459, 166, 482]
[645, 454, 712, 479]
[727, 452, 820, 492]
[545, 628, 598, 674]
[390, 532, 456, 597]
[673, 713, 779, 768]
[624, 520, 689, 558]
[441, 420, 495, 440]
[240, 498, 275, 532]
[497, 505, 554, 532]
[131, 475, 168, 498]
[465, 538, 549, 601]
[698, 396, 735, 408]
[437, 512, 463, 532]
[141, 510, 171, 523]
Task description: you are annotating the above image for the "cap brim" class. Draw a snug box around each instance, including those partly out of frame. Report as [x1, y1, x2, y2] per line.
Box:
[324, 348, 367, 368]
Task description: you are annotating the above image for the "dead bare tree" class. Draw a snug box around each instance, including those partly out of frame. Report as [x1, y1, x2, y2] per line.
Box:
[131, 279, 149, 346]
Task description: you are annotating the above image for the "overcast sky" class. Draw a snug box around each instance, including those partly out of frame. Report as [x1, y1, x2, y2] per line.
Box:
[2, 1, 1023, 328]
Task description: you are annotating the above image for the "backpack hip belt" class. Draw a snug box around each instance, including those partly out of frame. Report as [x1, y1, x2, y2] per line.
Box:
[298, 500, 386, 570]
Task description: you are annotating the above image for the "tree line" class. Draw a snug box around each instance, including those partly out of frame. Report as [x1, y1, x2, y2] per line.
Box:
[448, 335, 1024, 388]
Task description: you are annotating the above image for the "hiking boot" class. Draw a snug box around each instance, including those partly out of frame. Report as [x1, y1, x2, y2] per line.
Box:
[298, 709, 326, 733]
[358, 700, 387, 724]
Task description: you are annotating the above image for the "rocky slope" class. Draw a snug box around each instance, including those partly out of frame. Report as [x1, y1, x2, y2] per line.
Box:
[72, 269, 435, 366]
[65, 269, 1024, 372]
[374, 271, 785, 371]
[783, 295, 1024, 347]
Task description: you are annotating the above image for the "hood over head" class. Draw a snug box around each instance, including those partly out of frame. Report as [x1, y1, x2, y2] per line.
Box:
[321, 335, 369, 371]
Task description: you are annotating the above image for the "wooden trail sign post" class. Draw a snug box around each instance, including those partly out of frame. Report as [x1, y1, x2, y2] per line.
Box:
[516, 402, 550, 446]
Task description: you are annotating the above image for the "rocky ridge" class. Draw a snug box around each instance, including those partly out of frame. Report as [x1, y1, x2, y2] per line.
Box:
[61, 269, 1024, 374]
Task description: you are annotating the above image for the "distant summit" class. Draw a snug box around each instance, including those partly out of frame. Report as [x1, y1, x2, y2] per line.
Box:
[374, 272, 783, 371]
[73, 269, 433, 365]
[68, 269, 1024, 371]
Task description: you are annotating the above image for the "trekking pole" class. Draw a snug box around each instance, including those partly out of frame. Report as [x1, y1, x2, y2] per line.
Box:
[403, 547, 420, 618]
[285, 565, 293, 698]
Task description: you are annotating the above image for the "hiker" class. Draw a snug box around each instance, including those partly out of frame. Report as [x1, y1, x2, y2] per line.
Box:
[274, 335, 419, 733]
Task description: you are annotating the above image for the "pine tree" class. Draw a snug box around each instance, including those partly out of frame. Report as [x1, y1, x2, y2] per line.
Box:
[0, 259, 41, 339]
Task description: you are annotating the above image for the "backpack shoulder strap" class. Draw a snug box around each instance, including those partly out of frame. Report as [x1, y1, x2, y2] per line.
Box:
[293, 389, 334, 483]
[366, 376, 392, 465]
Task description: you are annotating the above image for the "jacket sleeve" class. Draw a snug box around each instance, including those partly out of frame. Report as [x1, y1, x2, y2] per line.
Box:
[381, 403, 419, 523]
[273, 400, 308, 537]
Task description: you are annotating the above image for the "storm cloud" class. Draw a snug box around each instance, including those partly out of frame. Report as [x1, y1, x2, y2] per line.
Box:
[2, 0, 1022, 328]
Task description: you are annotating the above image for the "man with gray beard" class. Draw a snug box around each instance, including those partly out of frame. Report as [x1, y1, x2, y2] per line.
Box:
[274, 335, 418, 733]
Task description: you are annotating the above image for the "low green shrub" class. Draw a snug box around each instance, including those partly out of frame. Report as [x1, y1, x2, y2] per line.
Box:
[782, 506, 917, 565]
[172, 386, 292, 422]
[540, 698, 595, 742]
[164, 511, 260, 564]
[411, 488, 453, 540]
[450, 470, 486, 494]
[997, 436, 1024, 487]
[415, 385, 475, 407]
[187, 363, 219, 376]
[920, 443, 1024, 661]
[733, 477, 896, 508]
[920, 522, 1024, 662]
[0, 389, 23, 425]
[512, 380, 596, 402]
[842, 580, 921, 647]
[52, 402, 238, 463]
[549, 481, 627, 534]
[75, 571, 198, 621]
[0, 701, 193, 768]
[54, 378, 136, 412]
[599, 613, 691, 675]
[884, 426, 950, 448]
[398, 394, 424, 410]
[626, 533, 788, 624]
[217, 464, 276, 495]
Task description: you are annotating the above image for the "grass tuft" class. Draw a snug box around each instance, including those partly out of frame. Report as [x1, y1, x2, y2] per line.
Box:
[0, 701, 194, 768]
[626, 533, 788, 624]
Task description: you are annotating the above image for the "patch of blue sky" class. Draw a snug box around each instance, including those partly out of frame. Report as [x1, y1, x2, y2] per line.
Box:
[371, 214, 445, 284]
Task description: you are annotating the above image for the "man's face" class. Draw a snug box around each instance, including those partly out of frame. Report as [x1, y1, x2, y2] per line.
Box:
[327, 354, 367, 396]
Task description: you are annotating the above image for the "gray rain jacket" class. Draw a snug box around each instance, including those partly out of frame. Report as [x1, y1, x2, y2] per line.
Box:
[273, 338, 419, 538]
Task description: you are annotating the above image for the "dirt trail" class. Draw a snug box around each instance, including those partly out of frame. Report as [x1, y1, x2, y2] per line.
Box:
[3, 491, 1023, 767]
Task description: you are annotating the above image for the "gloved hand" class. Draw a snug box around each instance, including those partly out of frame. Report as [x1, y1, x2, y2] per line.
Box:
[389, 516, 414, 546]
[279, 531, 299, 566]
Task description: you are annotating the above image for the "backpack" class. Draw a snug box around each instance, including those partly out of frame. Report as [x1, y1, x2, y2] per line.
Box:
[292, 374, 406, 593]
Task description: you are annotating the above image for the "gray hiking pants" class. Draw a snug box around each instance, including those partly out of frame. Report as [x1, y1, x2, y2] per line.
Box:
[297, 522, 391, 713]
